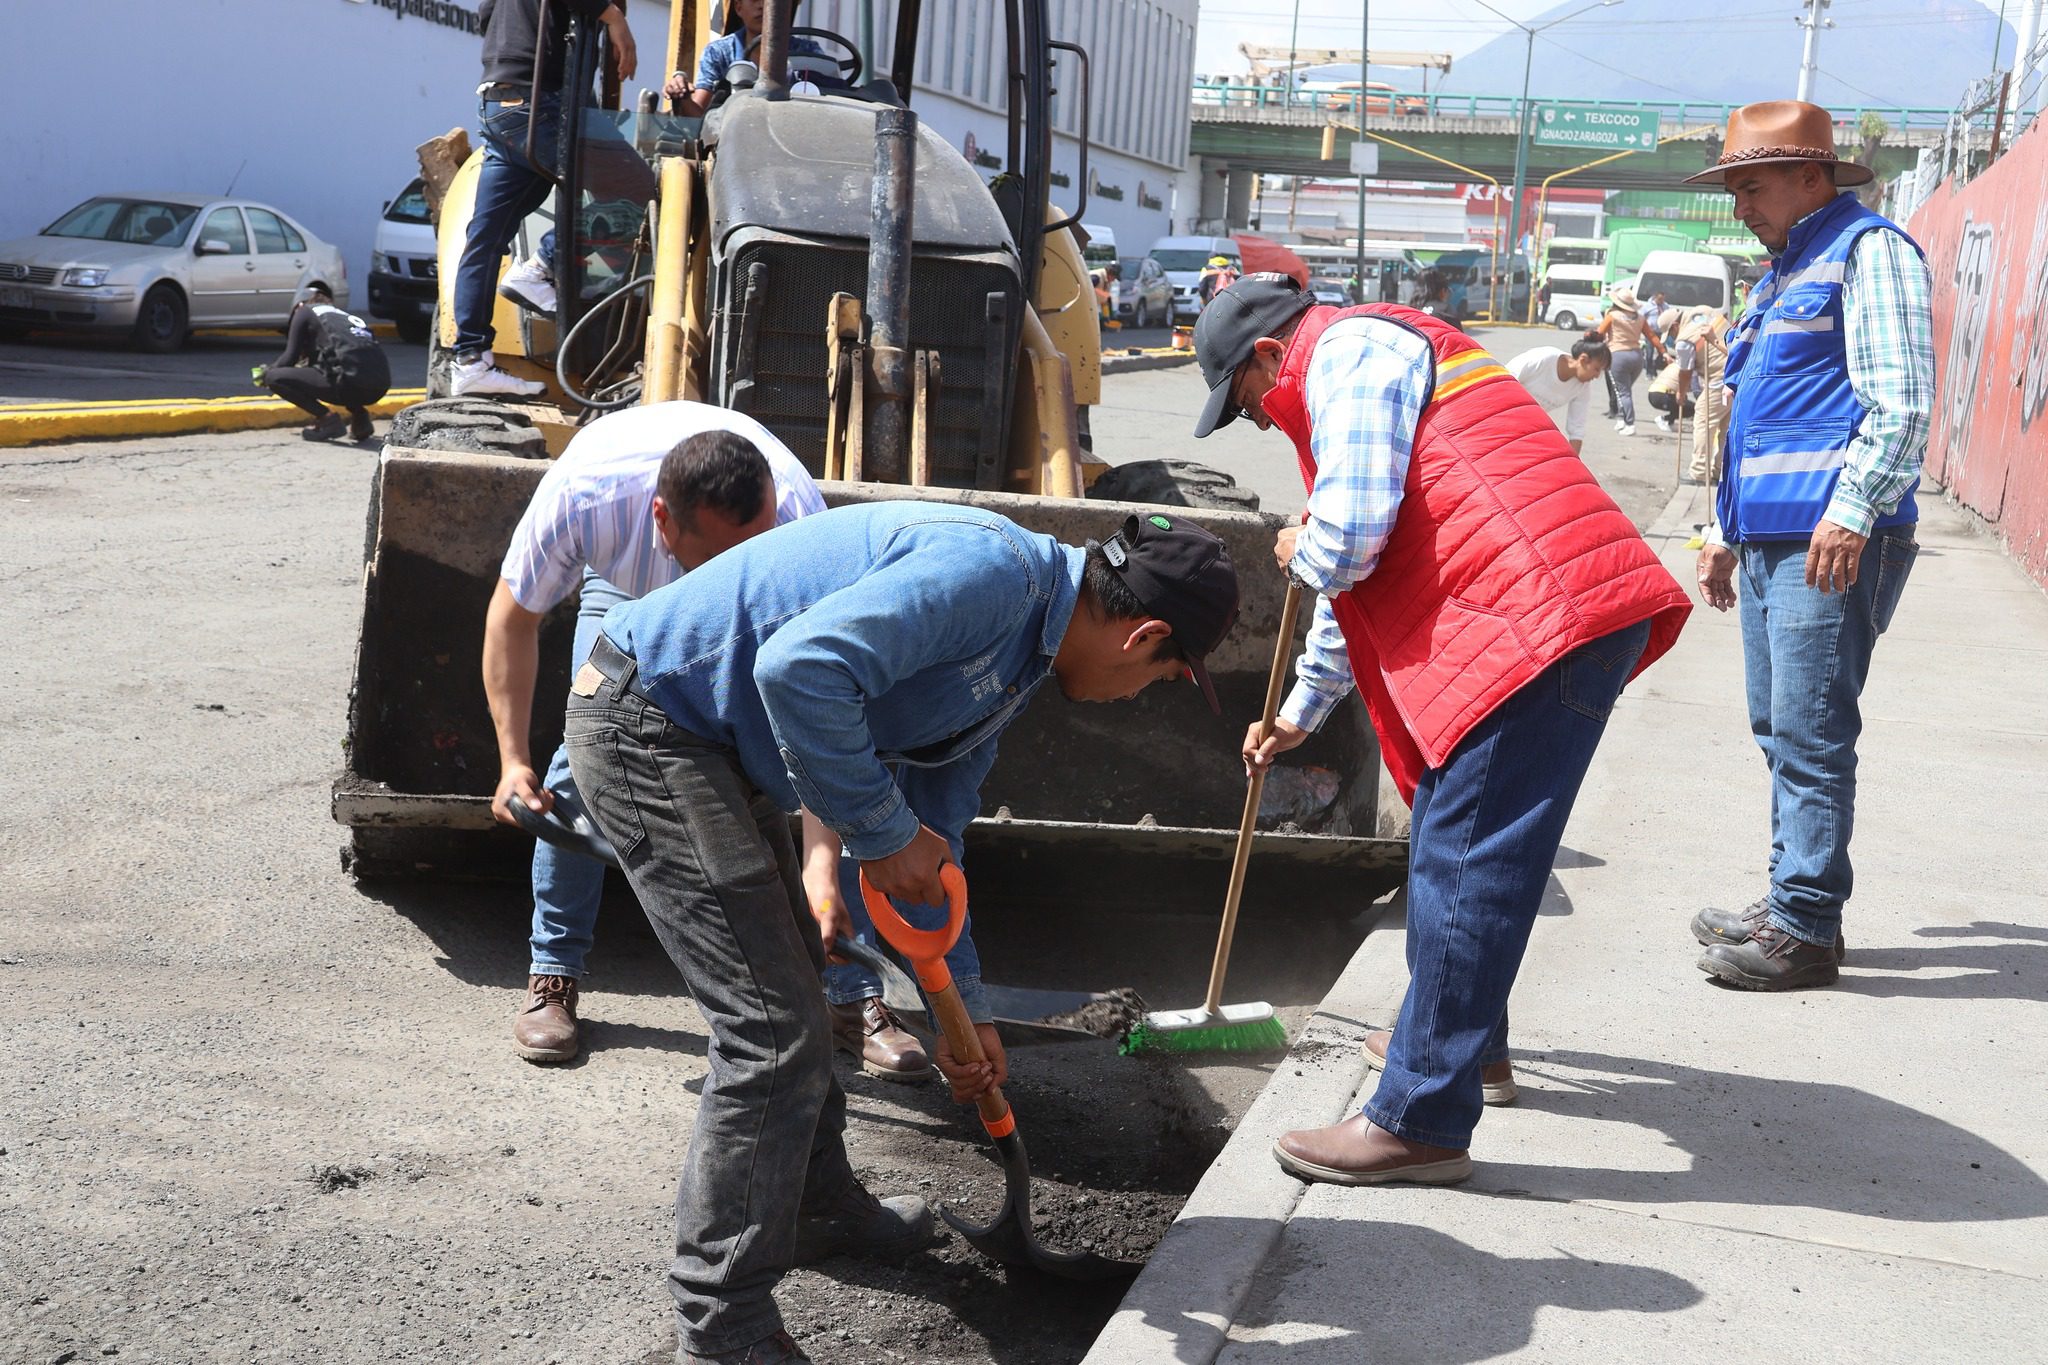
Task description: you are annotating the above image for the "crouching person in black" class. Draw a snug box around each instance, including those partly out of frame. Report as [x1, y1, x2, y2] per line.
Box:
[257, 286, 392, 443]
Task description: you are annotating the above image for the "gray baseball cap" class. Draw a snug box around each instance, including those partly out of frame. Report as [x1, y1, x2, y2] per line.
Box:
[1192, 272, 1315, 438]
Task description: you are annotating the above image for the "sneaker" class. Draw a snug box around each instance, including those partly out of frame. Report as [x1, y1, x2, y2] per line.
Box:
[1698, 921, 1840, 991]
[347, 411, 375, 443]
[497, 254, 557, 315]
[513, 973, 580, 1062]
[1362, 1029, 1516, 1105]
[1618, 422, 1637, 436]
[1657, 414, 1676, 432]
[829, 996, 932, 1083]
[1693, 897, 1847, 961]
[792, 1180, 935, 1266]
[682, 1330, 811, 1364]
[299, 412, 349, 442]
[451, 351, 545, 398]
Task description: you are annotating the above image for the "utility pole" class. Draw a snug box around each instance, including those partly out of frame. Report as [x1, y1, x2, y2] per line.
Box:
[1287, 0, 1302, 109]
[1357, 0, 1370, 296]
[1796, 0, 1833, 103]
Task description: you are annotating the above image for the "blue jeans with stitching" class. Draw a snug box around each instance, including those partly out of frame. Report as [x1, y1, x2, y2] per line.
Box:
[452, 92, 561, 358]
[1738, 525, 1917, 946]
[1365, 621, 1650, 1150]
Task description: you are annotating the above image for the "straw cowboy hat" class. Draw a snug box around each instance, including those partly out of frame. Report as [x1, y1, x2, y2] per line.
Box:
[1608, 285, 1641, 314]
[1683, 99, 1875, 187]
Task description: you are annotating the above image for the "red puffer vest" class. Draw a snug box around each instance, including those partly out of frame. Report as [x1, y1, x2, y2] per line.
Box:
[1262, 304, 1690, 803]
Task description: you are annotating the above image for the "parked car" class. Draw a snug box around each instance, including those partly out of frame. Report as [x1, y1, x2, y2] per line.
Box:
[0, 193, 348, 352]
[1308, 275, 1351, 306]
[1324, 82, 1428, 116]
[368, 179, 437, 345]
[1115, 255, 1172, 327]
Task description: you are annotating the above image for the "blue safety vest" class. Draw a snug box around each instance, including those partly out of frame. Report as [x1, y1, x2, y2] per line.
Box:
[1718, 193, 1923, 541]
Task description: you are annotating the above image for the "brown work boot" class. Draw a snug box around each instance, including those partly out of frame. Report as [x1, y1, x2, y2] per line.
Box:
[513, 973, 580, 1062]
[1362, 1029, 1517, 1106]
[1272, 1114, 1473, 1186]
[1698, 921, 1840, 991]
[681, 1329, 811, 1364]
[1693, 897, 1846, 962]
[828, 996, 932, 1083]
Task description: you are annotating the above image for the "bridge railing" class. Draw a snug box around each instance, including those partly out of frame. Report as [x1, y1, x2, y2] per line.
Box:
[1187, 83, 1961, 133]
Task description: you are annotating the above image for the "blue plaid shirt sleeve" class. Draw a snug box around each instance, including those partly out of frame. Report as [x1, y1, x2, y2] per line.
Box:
[1827, 229, 1935, 536]
[1281, 318, 1433, 732]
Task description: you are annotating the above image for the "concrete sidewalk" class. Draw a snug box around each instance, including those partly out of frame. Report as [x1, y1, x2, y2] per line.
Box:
[1089, 484, 2048, 1362]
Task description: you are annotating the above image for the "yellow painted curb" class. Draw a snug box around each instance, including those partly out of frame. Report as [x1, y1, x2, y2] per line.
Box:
[0, 389, 428, 449]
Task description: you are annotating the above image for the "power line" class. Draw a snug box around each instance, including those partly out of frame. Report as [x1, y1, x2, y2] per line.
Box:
[1531, 29, 1709, 101]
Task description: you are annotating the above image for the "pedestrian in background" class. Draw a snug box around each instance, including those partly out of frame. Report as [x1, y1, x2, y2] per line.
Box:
[1190, 275, 1688, 1186]
[1688, 100, 1933, 990]
[255, 286, 390, 443]
[449, 0, 638, 398]
[1508, 332, 1611, 455]
[1598, 285, 1667, 436]
[1677, 306, 1731, 481]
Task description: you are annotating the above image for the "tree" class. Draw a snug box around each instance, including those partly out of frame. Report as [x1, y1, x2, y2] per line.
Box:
[1857, 111, 1891, 180]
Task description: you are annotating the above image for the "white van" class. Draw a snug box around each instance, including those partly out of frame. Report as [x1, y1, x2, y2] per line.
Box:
[368, 177, 439, 344]
[1631, 249, 1733, 315]
[1150, 234, 1239, 322]
[1543, 263, 1607, 331]
[1079, 222, 1118, 274]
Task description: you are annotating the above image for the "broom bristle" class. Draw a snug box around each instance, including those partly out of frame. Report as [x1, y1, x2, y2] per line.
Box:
[1119, 1014, 1289, 1057]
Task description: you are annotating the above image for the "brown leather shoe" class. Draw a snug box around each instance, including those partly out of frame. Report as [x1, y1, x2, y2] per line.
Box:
[1362, 1029, 1517, 1106]
[828, 996, 932, 1083]
[1272, 1114, 1473, 1186]
[1698, 921, 1840, 991]
[513, 973, 580, 1063]
[682, 1329, 812, 1364]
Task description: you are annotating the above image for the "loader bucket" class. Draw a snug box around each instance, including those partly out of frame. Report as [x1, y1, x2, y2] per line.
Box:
[335, 448, 1405, 912]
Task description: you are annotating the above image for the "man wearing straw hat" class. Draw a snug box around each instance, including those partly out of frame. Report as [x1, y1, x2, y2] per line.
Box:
[1686, 100, 1933, 991]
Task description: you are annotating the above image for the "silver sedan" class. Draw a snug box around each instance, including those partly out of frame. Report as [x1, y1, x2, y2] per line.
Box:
[0, 193, 349, 353]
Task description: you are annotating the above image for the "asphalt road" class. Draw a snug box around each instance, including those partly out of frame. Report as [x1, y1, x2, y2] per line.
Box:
[0, 330, 431, 405]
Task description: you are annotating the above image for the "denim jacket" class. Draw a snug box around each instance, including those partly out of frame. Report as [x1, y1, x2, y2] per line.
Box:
[601, 502, 1086, 1016]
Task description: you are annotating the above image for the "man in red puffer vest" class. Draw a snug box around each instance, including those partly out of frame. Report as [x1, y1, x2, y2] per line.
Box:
[1193, 274, 1690, 1186]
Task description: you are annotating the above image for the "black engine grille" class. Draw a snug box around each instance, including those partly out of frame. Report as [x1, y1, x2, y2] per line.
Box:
[713, 239, 1021, 489]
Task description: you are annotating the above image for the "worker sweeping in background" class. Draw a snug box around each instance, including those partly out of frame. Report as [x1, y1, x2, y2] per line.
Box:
[1192, 273, 1690, 1187]
[254, 286, 390, 443]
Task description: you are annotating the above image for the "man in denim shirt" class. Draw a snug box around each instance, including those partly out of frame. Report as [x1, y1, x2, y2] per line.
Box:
[567, 502, 1238, 1365]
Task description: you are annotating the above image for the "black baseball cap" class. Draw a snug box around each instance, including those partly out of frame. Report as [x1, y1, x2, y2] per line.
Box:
[1192, 272, 1315, 439]
[1093, 512, 1240, 713]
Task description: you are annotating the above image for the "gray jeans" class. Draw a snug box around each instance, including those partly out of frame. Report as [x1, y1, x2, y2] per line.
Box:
[565, 635, 854, 1355]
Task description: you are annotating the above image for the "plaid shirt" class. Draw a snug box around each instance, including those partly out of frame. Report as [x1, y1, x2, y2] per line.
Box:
[1282, 318, 1433, 731]
[1711, 224, 1933, 544]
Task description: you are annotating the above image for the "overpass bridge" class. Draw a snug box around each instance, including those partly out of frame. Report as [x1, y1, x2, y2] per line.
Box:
[1188, 87, 1952, 189]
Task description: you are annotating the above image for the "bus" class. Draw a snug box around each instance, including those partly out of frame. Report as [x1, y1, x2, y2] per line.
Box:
[1604, 227, 1694, 291]
[1540, 235, 1608, 276]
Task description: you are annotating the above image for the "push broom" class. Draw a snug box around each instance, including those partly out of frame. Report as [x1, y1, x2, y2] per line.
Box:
[1122, 578, 1302, 1056]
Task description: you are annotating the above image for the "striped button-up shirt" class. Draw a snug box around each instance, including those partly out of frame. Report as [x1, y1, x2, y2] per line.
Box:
[501, 400, 827, 612]
[1711, 220, 1933, 544]
[1282, 317, 1434, 732]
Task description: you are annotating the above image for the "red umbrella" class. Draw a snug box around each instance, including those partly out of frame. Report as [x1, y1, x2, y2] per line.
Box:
[1231, 233, 1310, 286]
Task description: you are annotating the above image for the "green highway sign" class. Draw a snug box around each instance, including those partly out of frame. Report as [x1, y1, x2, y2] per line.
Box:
[1530, 102, 1661, 151]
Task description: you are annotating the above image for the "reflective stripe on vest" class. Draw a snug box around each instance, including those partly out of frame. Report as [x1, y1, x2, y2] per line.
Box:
[1721, 195, 1923, 540]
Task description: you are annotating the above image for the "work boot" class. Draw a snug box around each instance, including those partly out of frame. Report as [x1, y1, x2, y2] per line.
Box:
[497, 254, 558, 315]
[1698, 920, 1840, 991]
[681, 1330, 811, 1364]
[450, 350, 545, 398]
[513, 973, 580, 1062]
[1362, 1029, 1516, 1106]
[299, 412, 349, 442]
[1272, 1113, 1472, 1187]
[1693, 896, 1846, 962]
[829, 996, 932, 1083]
[792, 1180, 935, 1266]
[347, 410, 375, 443]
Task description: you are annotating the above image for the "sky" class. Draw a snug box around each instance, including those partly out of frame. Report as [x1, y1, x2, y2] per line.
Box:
[1191, 0, 2012, 81]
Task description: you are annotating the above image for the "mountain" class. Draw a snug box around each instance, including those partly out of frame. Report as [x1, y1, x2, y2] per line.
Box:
[1308, 0, 2012, 111]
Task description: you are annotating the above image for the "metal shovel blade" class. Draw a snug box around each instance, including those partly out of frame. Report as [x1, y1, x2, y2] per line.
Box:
[940, 1129, 1140, 1282]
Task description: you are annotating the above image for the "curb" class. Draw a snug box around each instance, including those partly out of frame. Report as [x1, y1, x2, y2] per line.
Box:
[1081, 902, 1403, 1365]
[1102, 349, 1195, 375]
[0, 388, 428, 449]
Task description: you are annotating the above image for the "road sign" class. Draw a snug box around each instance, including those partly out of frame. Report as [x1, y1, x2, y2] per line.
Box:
[1348, 142, 1381, 176]
[1530, 103, 1661, 152]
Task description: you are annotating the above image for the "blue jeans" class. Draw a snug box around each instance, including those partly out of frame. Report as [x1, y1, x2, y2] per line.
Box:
[530, 569, 887, 1001]
[452, 92, 561, 358]
[1738, 526, 1917, 946]
[1365, 621, 1651, 1150]
[1609, 347, 1645, 425]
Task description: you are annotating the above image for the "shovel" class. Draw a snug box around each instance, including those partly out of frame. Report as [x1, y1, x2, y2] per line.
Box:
[860, 864, 1140, 1282]
[513, 797, 1138, 1280]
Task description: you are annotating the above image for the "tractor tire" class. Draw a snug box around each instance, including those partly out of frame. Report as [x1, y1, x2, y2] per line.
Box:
[1087, 458, 1260, 514]
[385, 397, 549, 460]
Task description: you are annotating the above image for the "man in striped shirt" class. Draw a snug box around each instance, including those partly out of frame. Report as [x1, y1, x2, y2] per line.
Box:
[484, 401, 928, 1076]
[1687, 101, 1932, 990]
